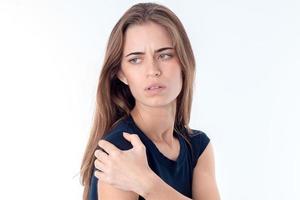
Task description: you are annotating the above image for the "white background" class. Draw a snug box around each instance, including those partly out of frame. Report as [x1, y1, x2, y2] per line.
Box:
[0, 0, 299, 199]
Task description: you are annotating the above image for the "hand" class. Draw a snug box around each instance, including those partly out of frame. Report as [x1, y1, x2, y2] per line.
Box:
[94, 132, 153, 195]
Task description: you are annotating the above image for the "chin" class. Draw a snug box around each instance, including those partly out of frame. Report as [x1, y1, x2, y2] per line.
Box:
[143, 98, 176, 108]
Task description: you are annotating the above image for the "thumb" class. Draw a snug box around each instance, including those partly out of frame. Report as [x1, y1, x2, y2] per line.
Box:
[123, 132, 143, 148]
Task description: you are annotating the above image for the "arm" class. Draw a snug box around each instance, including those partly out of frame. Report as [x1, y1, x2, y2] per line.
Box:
[94, 134, 150, 200]
[140, 142, 221, 200]
[96, 135, 193, 200]
[95, 134, 220, 200]
[140, 172, 193, 200]
[192, 142, 221, 200]
[97, 180, 139, 200]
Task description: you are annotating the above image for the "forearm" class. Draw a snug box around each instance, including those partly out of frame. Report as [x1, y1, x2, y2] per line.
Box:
[138, 171, 192, 200]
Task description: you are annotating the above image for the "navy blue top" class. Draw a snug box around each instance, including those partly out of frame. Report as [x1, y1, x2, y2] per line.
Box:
[89, 114, 210, 200]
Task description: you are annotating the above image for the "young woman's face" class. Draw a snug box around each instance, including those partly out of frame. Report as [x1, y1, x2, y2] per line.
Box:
[118, 21, 182, 107]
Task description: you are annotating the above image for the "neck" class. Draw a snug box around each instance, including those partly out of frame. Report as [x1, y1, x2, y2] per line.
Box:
[130, 100, 177, 145]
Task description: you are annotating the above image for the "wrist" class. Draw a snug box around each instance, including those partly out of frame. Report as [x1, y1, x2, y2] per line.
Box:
[138, 170, 159, 198]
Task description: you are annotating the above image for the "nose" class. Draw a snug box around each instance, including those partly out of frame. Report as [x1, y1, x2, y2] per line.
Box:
[146, 59, 161, 78]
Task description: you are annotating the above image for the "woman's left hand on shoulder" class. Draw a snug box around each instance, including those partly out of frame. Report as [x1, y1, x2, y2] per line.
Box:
[94, 132, 152, 194]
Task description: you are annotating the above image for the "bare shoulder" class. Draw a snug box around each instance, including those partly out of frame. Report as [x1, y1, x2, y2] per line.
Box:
[97, 181, 139, 200]
[192, 142, 221, 200]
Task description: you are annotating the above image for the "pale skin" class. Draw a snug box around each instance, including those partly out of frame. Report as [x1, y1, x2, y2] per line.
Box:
[94, 21, 221, 200]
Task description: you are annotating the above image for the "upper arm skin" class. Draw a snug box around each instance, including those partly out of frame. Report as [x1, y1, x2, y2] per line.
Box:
[97, 180, 139, 200]
[192, 142, 221, 200]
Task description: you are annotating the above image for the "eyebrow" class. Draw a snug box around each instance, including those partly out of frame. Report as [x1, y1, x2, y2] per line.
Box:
[125, 47, 174, 57]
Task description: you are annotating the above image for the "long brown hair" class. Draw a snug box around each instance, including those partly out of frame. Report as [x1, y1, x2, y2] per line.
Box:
[80, 2, 196, 199]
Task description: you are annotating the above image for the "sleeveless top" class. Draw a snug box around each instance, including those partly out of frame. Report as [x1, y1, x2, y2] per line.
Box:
[88, 114, 210, 199]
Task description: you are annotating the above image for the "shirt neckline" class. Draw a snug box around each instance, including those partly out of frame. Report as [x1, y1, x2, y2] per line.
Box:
[126, 113, 185, 166]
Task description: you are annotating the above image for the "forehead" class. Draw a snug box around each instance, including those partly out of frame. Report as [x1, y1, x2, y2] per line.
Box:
[123, 22, 173, 53]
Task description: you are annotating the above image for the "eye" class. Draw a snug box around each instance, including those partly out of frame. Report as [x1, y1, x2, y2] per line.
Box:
[128, 57, 142, 64]
[158, 53, 173, 60]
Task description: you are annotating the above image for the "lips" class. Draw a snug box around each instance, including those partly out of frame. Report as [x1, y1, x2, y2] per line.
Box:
[144, 83, 166, 91]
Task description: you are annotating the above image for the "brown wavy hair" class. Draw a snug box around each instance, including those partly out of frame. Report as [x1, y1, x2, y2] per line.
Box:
[80, 2, 196, 199]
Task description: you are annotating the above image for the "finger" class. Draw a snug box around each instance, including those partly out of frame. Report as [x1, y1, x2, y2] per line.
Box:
[98, 139, 120, 155]
[94, 149, 109, 163]
[94, 159, 106, 172]
[95, 170, 113, 185]
[94, 169, 105, 180]
[123, 132, 144, 148]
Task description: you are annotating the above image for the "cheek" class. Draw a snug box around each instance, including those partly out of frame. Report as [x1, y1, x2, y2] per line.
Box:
[163, 66, 182, 96]
[166, 63, 182, 83]
[126, 74, 144, 96]
[173, 66, 183, 90]
[175, 70, 183, 90]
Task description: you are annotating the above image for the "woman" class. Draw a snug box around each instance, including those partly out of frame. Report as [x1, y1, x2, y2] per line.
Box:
[80, 2, 220, 200]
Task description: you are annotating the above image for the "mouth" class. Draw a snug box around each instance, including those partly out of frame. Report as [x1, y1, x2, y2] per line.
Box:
[144, 83, 166, 91]
[145, 85, 165, 91]
[144, 85, 166, 95]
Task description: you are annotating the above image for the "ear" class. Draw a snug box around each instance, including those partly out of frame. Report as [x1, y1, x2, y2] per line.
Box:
[117, 69, 128, 85]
